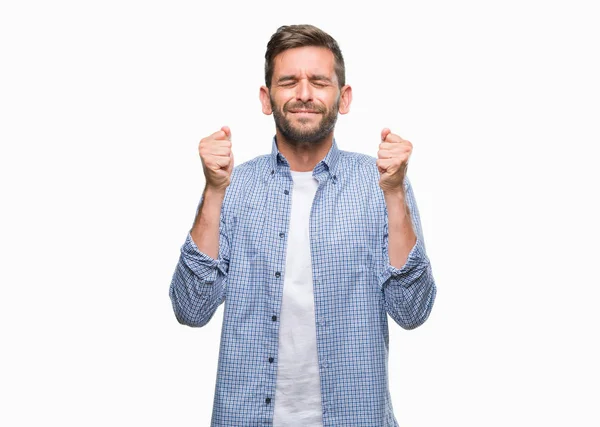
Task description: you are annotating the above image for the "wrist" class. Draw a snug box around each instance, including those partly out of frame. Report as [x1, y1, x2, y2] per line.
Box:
[383, 187, 406, 200]
[204, 185, 227, 198]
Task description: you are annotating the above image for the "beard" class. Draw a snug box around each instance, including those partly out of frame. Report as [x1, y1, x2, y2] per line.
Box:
[270, 95, 339, 145]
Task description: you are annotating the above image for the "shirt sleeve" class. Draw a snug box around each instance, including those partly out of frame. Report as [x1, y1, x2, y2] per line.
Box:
[169, 196, 230, 327]
[378, 176, 437, 329]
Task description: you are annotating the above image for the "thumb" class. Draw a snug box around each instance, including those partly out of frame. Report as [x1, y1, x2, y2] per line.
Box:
[381, 128, 391, 142]
[221, 126, 232, 140]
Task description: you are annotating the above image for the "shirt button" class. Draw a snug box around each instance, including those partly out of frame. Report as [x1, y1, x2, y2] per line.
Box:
[269, 357, 274, 363]
[275, 271, 281, 278]
[284, 190, 289, 195]
[272, 315, 277, 321]
[271, 169, 274, 175]
[279, 232, 285, 238]
[265, 397, 271, 404]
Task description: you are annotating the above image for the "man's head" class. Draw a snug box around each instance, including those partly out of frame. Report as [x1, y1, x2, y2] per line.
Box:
[259, 25, 352, 145]
[264, 24, 346, 91]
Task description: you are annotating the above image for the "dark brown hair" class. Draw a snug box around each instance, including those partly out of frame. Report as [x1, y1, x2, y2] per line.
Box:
[264, 24, 345, 89]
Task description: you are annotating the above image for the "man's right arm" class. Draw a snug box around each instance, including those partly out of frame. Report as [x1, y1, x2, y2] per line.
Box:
[169, 126, 234, 327]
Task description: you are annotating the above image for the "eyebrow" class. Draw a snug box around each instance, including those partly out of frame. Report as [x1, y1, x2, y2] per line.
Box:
[276, 75, 296, 84]
[276, 75, 333, 84]
[310, 75, 333, 83]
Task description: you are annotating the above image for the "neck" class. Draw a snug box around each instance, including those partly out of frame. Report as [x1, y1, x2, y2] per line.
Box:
[275, 130, 333, 172]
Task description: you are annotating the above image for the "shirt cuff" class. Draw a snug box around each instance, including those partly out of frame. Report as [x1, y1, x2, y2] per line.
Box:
[180, 232, 220, 284]
[378, 237, 428, 289]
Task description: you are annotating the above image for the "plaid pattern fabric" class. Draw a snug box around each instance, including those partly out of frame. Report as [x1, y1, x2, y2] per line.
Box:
[170, 137, 437, 426]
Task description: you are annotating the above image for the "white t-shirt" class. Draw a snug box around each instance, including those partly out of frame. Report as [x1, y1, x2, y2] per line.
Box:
[272, 170, 323, 427]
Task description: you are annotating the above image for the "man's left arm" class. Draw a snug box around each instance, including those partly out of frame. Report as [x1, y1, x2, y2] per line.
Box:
[377, 129, 437, 329]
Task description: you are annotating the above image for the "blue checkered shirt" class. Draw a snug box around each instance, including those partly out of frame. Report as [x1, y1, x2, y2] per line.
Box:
[170, 137, 437, 426]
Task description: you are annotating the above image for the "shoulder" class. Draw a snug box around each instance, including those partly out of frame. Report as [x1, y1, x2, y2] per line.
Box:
[231, 154, 270, 181]
[337, 149, 412, 191]
[338, 150, 379, 180]
[222, 154, 270, 207]
[340, 150, 378, 168]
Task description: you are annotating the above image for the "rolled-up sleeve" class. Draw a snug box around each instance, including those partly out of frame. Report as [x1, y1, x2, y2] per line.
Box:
[169, 206, 230, 327]
[378, 177, 437, 330]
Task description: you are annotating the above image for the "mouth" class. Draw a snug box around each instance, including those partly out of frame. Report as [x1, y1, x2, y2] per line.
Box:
[288, 110, 320, 114]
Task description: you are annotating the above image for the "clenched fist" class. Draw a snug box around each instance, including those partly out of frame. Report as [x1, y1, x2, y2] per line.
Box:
[377, 128, 412, 195]
[199, 126, 234, 191]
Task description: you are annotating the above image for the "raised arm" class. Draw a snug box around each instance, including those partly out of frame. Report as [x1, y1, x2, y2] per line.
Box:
[169, 126, 234, 327]
[377, 128, 436, 329]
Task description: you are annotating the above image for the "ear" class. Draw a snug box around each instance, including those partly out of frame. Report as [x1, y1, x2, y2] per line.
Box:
[338, 84, 352, 115]
[259, 86, 273, 115]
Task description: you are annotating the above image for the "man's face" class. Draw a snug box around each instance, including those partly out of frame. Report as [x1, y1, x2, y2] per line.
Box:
[267, 46, 341, 145]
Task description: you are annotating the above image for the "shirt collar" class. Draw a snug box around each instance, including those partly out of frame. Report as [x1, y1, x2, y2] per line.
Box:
[265, 135, 341, 183]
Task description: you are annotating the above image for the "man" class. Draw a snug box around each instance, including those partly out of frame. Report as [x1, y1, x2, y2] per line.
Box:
[170, 24, 436, 426]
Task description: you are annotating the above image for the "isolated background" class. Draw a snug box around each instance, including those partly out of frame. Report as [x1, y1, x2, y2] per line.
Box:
[1, 0, 599, 426]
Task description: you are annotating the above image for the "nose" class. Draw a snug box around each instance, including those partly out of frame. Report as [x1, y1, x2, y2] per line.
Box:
[295, 79, 313, 103]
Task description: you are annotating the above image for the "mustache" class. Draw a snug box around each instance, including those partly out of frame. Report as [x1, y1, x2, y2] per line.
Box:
[284, 102, 326, 113]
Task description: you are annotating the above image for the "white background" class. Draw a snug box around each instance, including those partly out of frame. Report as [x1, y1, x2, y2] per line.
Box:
[1, 0, 599, 425]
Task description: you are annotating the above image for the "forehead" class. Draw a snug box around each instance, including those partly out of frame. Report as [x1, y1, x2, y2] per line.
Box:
[273, 46, 336, 79]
